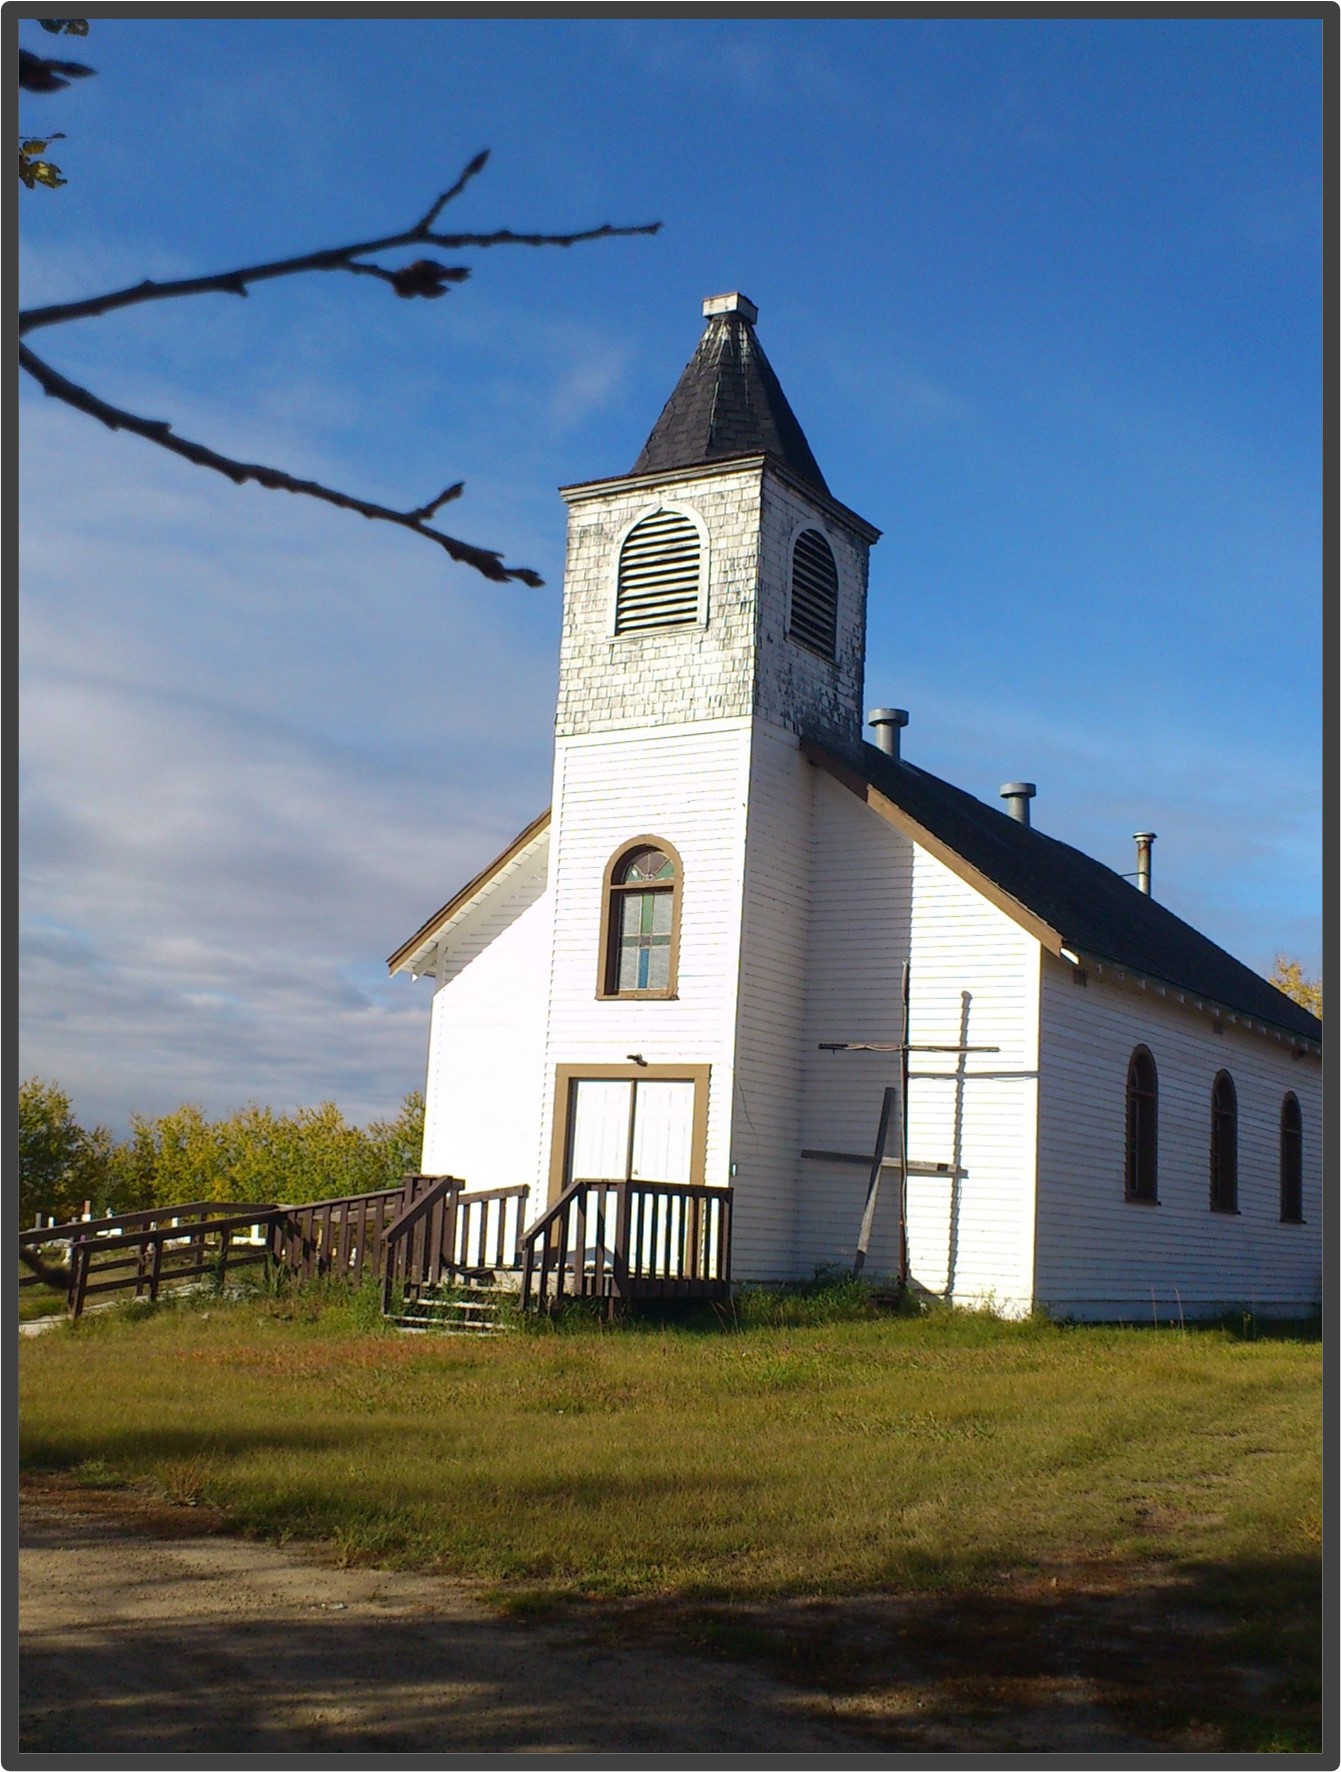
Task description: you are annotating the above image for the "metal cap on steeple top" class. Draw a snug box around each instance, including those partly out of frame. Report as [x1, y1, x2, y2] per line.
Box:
[702, 291, 758, 323]
[631, 293, 829, 494]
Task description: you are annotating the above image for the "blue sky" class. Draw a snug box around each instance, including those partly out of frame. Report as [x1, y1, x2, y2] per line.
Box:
[18, 15, 1324, 1134]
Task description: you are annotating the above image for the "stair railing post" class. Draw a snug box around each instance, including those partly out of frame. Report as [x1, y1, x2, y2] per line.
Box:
[520, 1233, 535, 1313]
[613, 1183, 631, 1299]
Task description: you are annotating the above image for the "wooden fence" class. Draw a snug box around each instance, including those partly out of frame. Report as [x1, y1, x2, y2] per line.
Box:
[267, 1186, 404, 1284]
[21, 1186, 414, 1319]
[20, 1203, 279, 1319]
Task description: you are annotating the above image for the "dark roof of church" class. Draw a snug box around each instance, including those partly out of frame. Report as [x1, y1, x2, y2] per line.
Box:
[810, 738, 1321, 1044]
[632, 296, 830, 494]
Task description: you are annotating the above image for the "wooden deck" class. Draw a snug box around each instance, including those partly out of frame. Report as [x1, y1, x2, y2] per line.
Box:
[20, 1176, 733, 1321]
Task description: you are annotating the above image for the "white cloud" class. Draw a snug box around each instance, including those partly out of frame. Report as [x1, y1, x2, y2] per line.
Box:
[19, 396, 558, 1134]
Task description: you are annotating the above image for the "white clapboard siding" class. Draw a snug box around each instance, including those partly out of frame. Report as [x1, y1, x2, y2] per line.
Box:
[798, 772, 1040, 1311]
[537, 719, 753, 1203]
[429, 832, 550, 988]
[1035, 953, 1323, 1318]
[420, 877, 552, 1202]
[731, 720, 819, 1279]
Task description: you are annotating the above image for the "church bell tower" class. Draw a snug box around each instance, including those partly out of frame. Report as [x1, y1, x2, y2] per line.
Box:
[538, 295, 880, 1277]
[555, 292, 879, 753]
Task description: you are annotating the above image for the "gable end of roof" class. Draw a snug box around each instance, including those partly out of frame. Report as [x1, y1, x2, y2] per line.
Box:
[388, 809, 551, 977]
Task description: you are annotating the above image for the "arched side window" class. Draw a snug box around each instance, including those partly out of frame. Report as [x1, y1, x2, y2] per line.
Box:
[615, 509, 702, 634]
[1209, 1070, 1238, 1213]
[789, 528, 839, 659]
[1124, 1046, 1158, 1203]
[1280, 1093, 1303, 1223]
[600, 839, 681, 999]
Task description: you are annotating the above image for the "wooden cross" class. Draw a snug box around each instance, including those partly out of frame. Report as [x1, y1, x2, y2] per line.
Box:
[818, 963, 998, 1284]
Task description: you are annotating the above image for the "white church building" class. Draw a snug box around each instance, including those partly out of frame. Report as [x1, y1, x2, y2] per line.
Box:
[390, 293, 1321, 1319]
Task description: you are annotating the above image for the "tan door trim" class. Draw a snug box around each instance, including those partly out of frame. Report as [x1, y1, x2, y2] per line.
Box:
[548, 1063, 711, 1206]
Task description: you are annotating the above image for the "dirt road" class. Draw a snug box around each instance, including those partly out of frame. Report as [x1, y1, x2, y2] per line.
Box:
[19, 1485, 869, 1756]
[19, 1481, 1179, 1756]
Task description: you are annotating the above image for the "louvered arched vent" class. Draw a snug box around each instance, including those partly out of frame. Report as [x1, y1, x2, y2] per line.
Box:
[789, 529, 839, 658]
[615, 510, 702, 634]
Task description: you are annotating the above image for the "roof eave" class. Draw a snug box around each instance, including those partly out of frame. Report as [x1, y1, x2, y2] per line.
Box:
[387, 809, 551, 977]
[1064, 949, 1323, 1054]
[561, 454, 881, 544]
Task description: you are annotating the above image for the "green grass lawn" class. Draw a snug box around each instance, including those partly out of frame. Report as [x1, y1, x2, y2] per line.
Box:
[19, 1284, 1322, 1750]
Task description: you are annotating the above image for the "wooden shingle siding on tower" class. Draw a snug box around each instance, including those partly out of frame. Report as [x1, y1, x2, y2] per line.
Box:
[557, 466, 763, 738]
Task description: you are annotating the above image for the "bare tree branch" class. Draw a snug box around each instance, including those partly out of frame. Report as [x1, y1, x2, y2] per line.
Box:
[18, 149, 662, 335]
[20, 343, 546, 585]
[18, 148, 662, 582]
[416, 146, 490, 229]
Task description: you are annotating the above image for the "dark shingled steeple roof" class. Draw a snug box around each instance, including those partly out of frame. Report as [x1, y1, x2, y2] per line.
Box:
[632, 293, 829, 494]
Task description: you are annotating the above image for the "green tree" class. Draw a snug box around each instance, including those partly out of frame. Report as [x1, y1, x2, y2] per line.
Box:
[106, 1103, 222, 1210]
[1270, 956, 1322, 1020]
[18, 1084, 426, 1223]
[103, 1093, 427, 1209]
[17, 1077, 112, 1226]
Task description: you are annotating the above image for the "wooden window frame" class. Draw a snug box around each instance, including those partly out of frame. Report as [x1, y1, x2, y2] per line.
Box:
[597, 835, 683, 1001]
[1280, 1092, 1304, 1224]
[1124, 1045, 1158, 1204]
[1209, 1070, 1239, 1214]
[787, 525, 840, 663]
[548, 1062, 711, 1207]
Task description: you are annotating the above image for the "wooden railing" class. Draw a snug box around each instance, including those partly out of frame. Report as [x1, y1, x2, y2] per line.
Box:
[19, 1201, 255, 1253]
[20, 1178, 535, 1322]
[381, 1175, 462, 1312]
[519, 1181, 732, 1312]
[453, 1185, 530, 1277]
[269, 1186, 404, 1285]
[20, 1188, 411, 1319]
[20, 1204, 280, 1319]
[381, 1176, 529, 1311]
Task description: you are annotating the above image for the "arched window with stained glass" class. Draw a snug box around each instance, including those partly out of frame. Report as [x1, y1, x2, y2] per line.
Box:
[601, 839, 681, 999]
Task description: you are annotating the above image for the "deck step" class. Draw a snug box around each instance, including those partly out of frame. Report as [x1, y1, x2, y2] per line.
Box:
[392, 1284, 515, 1335]
[395, 1317, 509, 1336]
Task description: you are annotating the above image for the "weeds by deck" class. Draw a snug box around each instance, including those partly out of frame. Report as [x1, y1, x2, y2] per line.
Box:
[18, 1282, 1321, 1750]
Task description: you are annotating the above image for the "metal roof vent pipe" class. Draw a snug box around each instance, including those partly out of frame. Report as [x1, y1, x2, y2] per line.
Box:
[1133, 831, 1156, 896]
[1000, 782, 1037, 826]
[868, 708, 909, 760]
